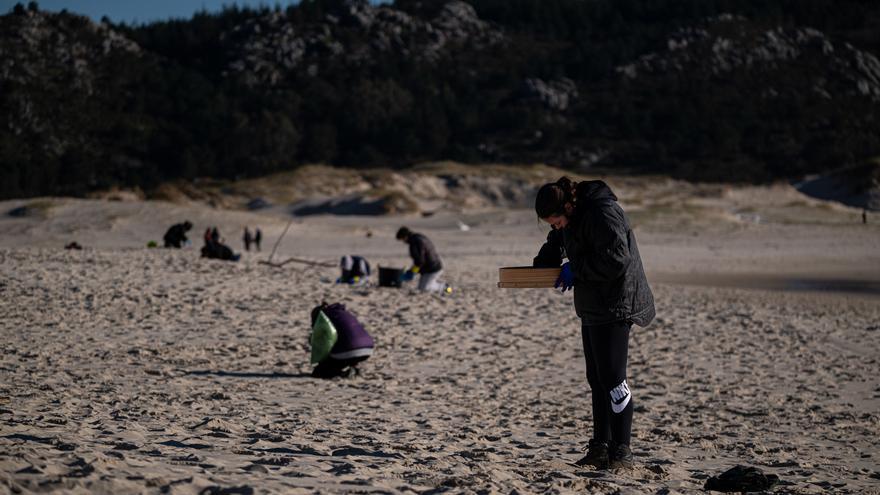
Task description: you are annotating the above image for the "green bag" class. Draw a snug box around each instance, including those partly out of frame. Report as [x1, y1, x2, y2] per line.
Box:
[310, 310, 338, 364]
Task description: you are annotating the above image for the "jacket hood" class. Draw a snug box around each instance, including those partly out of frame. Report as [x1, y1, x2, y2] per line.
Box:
[576, 180, 618, 204]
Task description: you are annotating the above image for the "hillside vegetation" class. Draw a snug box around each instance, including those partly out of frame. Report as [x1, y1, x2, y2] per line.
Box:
[1, 0, 879, 200]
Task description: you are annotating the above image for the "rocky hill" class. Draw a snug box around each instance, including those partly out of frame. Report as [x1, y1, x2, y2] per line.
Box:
[600, 13, 880, 186]
[220, 1, 504, 86]
[0, 4, 145, 189]
[618, 15, 880, 102]
[1, 0, 879, 205]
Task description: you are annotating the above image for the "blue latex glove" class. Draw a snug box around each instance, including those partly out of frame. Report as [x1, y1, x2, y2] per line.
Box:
[555, 262, 574, 292]
[400, 269, 415, 282]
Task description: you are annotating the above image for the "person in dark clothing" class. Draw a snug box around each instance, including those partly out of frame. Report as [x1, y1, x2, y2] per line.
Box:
[337, 255, 371, 284]
[163, 221, 193, 248]
[200, 241, 239, 261]
[243, 227, 252, 252]
[254, 228, 262, 251]
[310, 303, 374, 378]
[533, 177, 655, 470]
[395, 227, 449, 292]
[200, 226, 240, 261]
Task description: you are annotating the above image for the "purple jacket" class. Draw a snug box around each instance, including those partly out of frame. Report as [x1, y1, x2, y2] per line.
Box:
[321, 303, 374, 358]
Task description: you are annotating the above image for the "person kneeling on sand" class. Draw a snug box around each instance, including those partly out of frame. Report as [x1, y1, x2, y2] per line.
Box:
[310, 303, 374, 378]
[337, 255, 371, 285]
[200, 227, 240, 261]
[533, 177, 655, 470]
[163, 221, 193, 248]
[395, 227, 450, 293]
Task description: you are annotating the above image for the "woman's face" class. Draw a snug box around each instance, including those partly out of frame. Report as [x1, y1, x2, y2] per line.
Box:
[540, 202, 573, 230]
[542, 214, 568, 230]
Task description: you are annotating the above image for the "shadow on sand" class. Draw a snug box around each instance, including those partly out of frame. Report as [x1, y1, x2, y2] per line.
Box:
[652, 273, 880, 297]
[289, 194, 389, 216]
[185, 370, 313, 379]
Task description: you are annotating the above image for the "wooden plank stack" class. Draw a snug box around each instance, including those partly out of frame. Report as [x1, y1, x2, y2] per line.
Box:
[497, 266, 561, 288]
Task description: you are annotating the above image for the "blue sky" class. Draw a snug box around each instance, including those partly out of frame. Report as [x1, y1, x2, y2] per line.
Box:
[1, 0, 389, 24]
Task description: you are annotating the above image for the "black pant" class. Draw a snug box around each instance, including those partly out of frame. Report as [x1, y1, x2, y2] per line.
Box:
[581, 320, 633, 446]
[311, 356, 368, 379]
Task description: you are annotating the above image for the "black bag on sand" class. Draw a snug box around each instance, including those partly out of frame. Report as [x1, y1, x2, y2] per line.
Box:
[378, 266, 404, 287]
[704, 465, 779, 492]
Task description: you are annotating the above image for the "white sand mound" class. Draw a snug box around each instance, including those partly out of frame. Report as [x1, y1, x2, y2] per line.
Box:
[793, 160, 880, 211]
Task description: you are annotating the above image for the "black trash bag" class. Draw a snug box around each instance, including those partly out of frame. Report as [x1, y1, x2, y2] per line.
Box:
[704, 465, 779, 492]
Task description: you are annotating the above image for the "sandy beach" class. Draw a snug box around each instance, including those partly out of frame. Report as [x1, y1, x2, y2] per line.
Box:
[1, 176, 879, 494]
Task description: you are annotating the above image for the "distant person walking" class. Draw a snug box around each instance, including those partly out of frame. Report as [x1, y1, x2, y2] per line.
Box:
[254, 228, 262, 251]
[396, 227, 449, 292]
[243, 227, 253, 252]
[533, 177, 655, 470]
[163, 221, 193, 248]
[863, 209, 868, 224]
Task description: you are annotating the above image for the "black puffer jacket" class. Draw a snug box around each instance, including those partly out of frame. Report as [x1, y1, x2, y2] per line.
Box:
[534, 181, 655, 327]
[408, 233, 443, 273]
[163, 223, 189, 248]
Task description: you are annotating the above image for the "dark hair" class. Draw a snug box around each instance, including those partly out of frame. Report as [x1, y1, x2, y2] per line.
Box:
[395, 226, 411, 240]
[535, 177, 577, 218]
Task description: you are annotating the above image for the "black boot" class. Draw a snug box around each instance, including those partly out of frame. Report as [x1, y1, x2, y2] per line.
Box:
[574, 439, 609, 469]
[609, 443, 634, 470]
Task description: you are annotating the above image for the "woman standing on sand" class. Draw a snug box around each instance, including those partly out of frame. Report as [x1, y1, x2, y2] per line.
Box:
[533, 177, 655, 470]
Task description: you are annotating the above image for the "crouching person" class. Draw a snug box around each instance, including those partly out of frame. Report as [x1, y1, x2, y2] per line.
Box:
[164, 221, 193, 248]
[309, 302, 374, 378]
[337, 255, 371, 285]
[395, 226, 450, 293]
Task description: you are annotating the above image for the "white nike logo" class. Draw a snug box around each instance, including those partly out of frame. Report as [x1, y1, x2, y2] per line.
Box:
[610, 380, 631, 413]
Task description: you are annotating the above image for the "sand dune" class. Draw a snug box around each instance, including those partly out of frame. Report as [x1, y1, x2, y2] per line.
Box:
[1, 179, 879, 493]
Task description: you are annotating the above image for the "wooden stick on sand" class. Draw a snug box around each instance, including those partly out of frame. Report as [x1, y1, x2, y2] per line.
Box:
[258, 219, 336, 268]
[259, 257, 336, 268]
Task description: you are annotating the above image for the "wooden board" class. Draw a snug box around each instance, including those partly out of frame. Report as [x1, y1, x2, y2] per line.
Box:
[498, 266, 560, 288]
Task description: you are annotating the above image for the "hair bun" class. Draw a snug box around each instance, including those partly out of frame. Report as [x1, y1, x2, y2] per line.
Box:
[555, 177, 578, 201]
